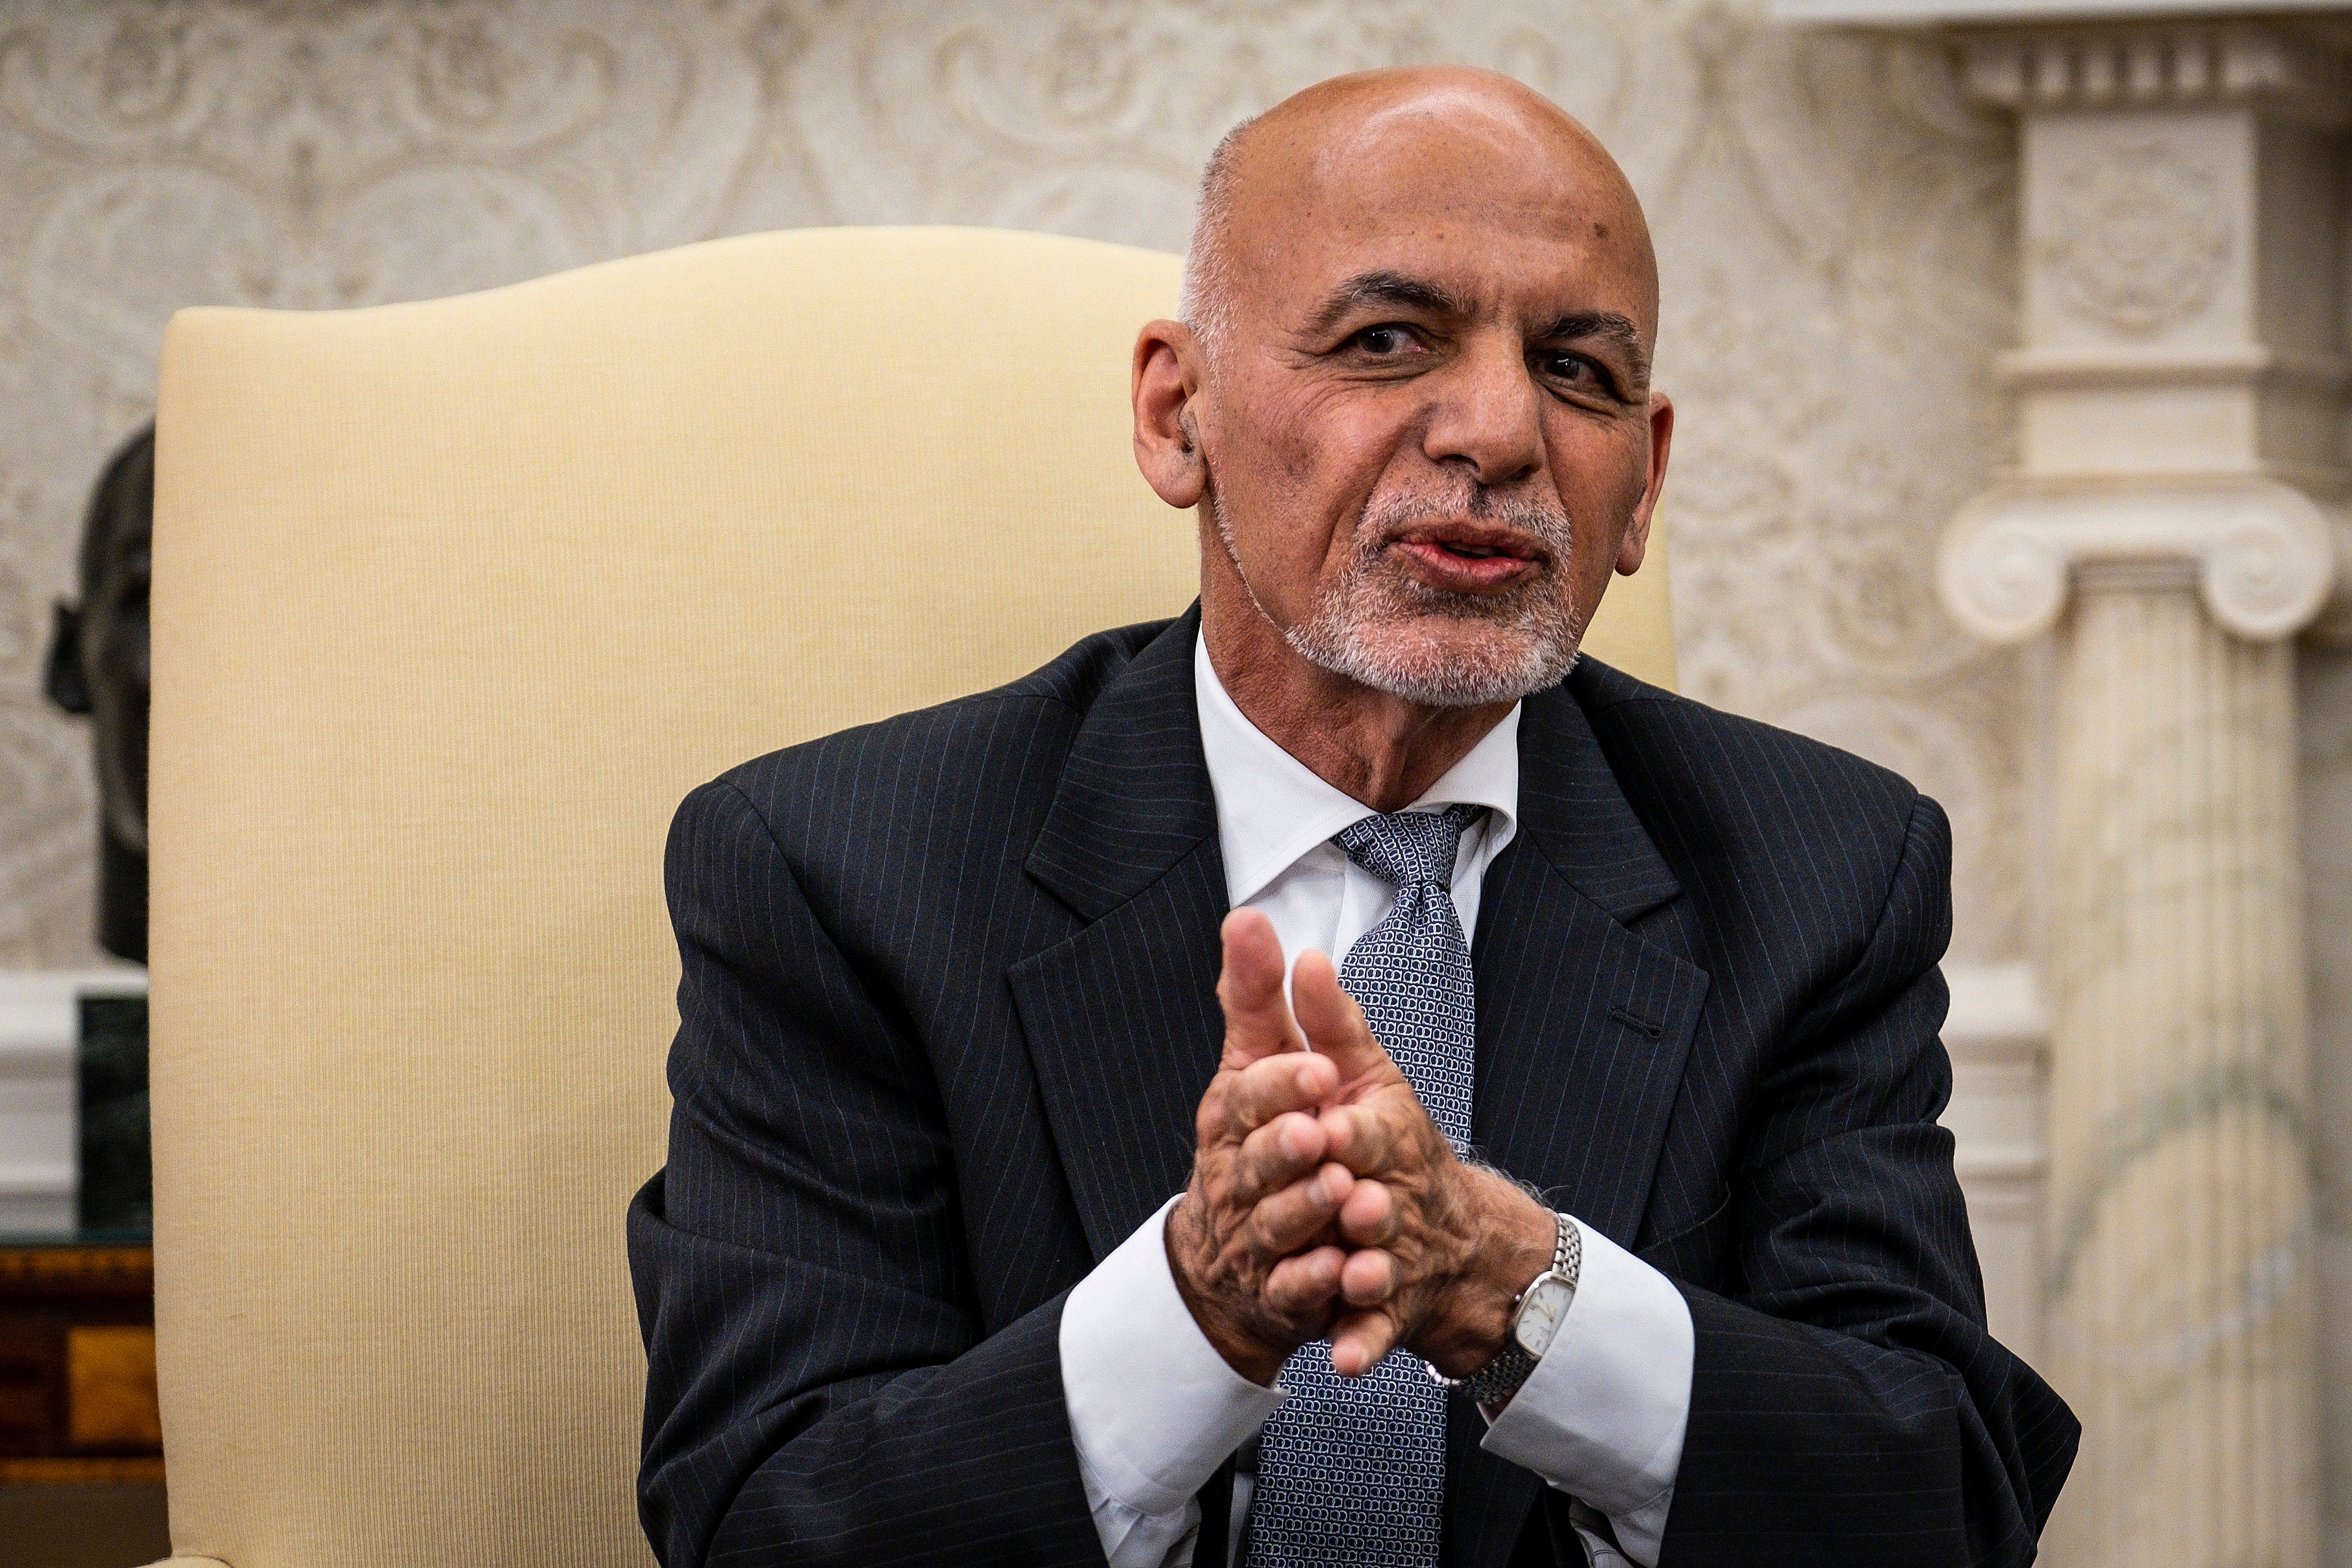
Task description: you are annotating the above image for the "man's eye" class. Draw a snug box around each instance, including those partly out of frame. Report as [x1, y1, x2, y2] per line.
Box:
[1354, 326, 1415, 355]
[1540, 353, 1598, 386]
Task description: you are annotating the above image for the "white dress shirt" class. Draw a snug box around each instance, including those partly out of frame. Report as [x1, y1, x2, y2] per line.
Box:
[1054, 637, 1695, 1568]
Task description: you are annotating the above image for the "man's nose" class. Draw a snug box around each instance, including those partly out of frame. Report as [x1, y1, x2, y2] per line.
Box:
[1421, 336, 1544, 487]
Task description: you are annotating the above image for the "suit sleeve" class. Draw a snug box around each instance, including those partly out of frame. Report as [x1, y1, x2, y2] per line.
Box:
[626, 778, 1105, 1567]
[1656, 794, 2079, 1568]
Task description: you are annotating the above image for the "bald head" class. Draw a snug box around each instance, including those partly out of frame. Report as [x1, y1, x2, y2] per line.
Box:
[1182, 67, 1658, 360]
[1132, 65, 1674, 753]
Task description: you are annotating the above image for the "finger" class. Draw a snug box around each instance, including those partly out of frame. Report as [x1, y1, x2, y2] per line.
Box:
[1235, 1111, 1331, 1203]
[1290, 950, 1392, 1084]
[1335, 1177, 1396, 1248]
[1222, 1050, 1339, 1139]
[1244, 1162, 1355, 1256]
[1218, 910, 1307, 1068]
[1318, 1099, 1405, 1176]
[1339, 1244, 1396, 1307]
[1264, 1245, 1347, 1320]
[1328, 1307, 1402, 1378]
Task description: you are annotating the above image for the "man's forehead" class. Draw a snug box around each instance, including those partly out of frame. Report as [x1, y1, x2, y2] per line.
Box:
[1221, 83, 1653, 332]
[1297, 250, 1619, 309]
[1308, 87, 1600, 191]
[1240, 76, 1625, 210]
[1264, 133, 1618, 238]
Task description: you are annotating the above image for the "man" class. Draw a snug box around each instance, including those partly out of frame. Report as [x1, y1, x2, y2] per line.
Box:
[629, 66, 2076, 1568]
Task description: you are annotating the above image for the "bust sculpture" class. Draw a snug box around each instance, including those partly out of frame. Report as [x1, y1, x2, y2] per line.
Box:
[44, 423, 152, 965]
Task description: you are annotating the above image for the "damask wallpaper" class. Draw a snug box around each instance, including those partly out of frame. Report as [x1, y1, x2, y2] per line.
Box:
[0, 0, 2026, 966]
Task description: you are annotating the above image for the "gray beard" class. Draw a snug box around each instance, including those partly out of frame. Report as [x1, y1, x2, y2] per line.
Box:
[1210, 487, 1586, 708]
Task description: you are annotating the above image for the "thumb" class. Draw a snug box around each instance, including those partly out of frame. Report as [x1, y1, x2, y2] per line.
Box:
[1216, 908, 1305, 1068]
[1290, 950, 1394, 1086]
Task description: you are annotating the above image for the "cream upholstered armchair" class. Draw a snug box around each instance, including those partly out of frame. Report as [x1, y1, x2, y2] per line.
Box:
[146, 226, 1678, 1567]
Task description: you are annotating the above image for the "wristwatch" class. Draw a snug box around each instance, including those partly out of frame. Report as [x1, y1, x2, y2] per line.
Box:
[1430, 1210, 1581, 1407]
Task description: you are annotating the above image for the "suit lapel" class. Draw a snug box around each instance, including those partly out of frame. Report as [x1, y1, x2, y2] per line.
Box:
[1450, 670, 1712, 1568]
[1010, 610, 1230, 1261]
[1472, 671, 1708, 1245]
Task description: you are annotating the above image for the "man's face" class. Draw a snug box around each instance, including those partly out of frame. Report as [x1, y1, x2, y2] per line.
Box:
[1193, 93, 1668, 706]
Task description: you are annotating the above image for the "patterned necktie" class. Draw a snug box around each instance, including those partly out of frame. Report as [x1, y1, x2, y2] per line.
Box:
[1247, 804, 1485, 1568]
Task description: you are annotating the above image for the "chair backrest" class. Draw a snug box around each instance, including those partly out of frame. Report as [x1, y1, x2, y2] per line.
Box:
[148, 226, 1676, 1567]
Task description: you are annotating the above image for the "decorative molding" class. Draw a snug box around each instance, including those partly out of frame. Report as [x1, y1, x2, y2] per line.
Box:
[1957, 23, 2351, 122]
[2036, 132, 2228, 337]
[1775, 4, 2352, 123]
[1997, 344, 2352, 396]
[1775, 0, 2352, 23]
[1940, 477, 2340, 643]
[0, 1239, 149, 1295]
[1914, 5, 2352, 653]
[1942, 960, 2047, 1353]
[1943, 958, 2049, 1192]
[1946, 958, 2048, 1050]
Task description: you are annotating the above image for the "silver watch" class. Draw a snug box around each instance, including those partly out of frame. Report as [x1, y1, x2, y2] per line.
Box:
[1429, 1211, 1581, 1406]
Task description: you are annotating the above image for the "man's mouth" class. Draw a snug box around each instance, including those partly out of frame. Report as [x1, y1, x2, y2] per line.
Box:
[1390, 524, 1547, 590]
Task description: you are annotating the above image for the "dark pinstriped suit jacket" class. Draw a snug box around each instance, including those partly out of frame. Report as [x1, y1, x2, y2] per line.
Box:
[627, 607, 2077, 1568]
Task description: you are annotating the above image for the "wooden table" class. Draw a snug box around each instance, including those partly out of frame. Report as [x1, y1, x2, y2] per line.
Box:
[0, 1238, 161, 1485]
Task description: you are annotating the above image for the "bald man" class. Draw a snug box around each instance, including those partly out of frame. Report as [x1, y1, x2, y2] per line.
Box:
[629, 68, 2076, 1568]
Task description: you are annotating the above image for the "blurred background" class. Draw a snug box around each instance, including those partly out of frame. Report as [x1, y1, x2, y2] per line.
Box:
[0, 1, 2344, 1564]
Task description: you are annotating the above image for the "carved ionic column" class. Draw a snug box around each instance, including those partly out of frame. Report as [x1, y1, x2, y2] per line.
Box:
[2037, 559, 2313, 1565]
[1921, 19, 2350, 1565]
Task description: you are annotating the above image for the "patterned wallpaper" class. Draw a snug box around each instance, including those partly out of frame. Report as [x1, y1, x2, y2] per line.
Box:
[0, 0, 2026, 966]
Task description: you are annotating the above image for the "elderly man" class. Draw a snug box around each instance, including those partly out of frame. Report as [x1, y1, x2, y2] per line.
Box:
[628, 66, 2076, 1568]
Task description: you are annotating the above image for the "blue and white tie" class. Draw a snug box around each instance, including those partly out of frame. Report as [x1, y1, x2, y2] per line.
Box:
[1247, 804, 1484, 1568]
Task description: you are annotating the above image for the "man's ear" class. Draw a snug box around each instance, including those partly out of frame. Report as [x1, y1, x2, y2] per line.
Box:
[1133, 319, 1207, 510]
[1617, 391, 1673, 576]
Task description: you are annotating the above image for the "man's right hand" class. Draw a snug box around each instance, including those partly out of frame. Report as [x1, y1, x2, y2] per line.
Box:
[1167, 909, 1360, 1385]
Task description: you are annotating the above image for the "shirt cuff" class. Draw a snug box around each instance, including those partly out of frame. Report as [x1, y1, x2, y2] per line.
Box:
[1061, 1194, 1288, 1519]
[1479, 1217, 1693, 1568]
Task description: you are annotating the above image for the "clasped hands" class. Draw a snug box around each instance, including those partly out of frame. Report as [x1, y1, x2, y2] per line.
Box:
[1167, 909, 1557, 1388]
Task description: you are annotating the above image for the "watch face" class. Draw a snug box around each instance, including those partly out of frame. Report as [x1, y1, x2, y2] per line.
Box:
[1514, 1275, 1575, 1358]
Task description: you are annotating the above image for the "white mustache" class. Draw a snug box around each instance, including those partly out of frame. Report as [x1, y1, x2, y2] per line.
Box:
[1359, 489, 1573, 551]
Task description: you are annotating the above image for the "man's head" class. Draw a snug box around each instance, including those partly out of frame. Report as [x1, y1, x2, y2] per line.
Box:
[1134, 66, 1669, 710]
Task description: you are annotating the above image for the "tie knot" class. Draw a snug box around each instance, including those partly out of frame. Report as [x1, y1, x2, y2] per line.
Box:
[1333, 804, 1485, 889]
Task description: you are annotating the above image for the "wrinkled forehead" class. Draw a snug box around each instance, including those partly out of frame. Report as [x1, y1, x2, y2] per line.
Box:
[1225, 92, 1655, 338]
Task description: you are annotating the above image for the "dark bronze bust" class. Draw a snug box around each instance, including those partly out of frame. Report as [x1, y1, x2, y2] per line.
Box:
[45, 423, 152, 964]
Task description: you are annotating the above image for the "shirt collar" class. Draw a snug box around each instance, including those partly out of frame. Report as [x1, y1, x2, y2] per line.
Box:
[1192, 632, 1521, 909]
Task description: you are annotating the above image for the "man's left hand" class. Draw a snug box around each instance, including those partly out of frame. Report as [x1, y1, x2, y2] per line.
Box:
[1286, 948, 1559, 1379]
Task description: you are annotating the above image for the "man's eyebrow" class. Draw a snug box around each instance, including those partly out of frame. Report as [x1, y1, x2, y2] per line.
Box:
[1301, 270, 1469, 337]
[1539, 310, 1652, 382]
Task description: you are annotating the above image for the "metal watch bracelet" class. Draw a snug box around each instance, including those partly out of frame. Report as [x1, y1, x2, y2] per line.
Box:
[1429, 1210, 1580, 1405]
